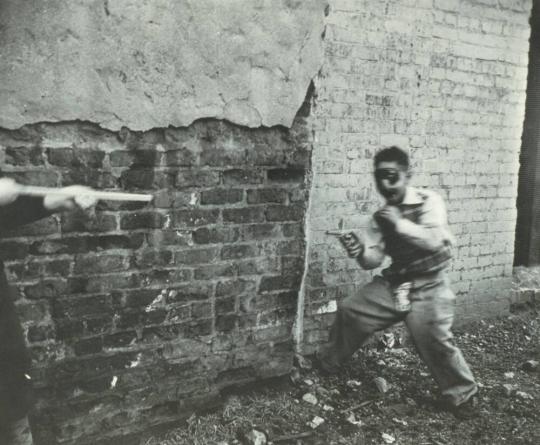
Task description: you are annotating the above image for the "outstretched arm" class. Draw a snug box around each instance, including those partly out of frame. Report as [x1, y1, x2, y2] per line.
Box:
[0, 178, 97, 232]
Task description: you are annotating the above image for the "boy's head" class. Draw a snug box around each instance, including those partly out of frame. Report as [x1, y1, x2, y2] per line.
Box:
[373, 146, 410, 205]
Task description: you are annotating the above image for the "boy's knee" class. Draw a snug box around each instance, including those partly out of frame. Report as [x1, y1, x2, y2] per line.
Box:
[1, 416, 33, 445]
[337, 297, 358, 314]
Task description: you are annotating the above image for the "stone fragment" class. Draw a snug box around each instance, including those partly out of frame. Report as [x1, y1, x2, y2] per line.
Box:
[373, 377, 390, 394]
[521, 360, 539, 372]
[240, 429, 267, 445]
[516, 391, 534, 400]
[302, 393, 318, 405]
[346, 413, 363, 426]
[502, 383, 518, 396]
[308, 416, 325, 429]
[380, 332, 396, 349]
[382, 433, 396, 444]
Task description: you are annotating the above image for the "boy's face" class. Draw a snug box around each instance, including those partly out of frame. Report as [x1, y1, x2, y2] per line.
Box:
[374, 161, 409, 205]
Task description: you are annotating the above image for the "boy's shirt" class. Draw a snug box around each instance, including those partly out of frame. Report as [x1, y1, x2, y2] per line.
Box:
[358, 187, 454, 273]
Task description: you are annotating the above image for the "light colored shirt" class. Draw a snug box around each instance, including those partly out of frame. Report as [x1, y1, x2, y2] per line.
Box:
[357, 187, 454, 270]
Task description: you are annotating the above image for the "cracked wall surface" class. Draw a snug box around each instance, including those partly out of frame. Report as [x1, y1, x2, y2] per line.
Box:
[0, 0, 325, 131]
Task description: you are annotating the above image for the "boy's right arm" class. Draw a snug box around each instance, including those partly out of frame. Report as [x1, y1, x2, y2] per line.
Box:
[335, 220, 385, 270]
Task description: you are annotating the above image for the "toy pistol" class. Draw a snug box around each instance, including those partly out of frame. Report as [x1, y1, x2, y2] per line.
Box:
[326, 230, 360, 249]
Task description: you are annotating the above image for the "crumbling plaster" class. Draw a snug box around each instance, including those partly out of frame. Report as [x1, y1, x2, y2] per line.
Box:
[0, 0, 326, 131]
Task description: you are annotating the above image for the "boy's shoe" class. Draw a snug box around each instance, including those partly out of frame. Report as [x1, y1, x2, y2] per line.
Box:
[450, 395, 480, 420]
[312, 352, 341, 376]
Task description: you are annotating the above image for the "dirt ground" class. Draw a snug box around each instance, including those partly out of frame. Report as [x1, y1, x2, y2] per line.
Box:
[145, 304, 540, 445]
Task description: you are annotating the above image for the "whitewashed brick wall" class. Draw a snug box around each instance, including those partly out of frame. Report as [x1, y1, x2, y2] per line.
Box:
[302, 0, 532, 351]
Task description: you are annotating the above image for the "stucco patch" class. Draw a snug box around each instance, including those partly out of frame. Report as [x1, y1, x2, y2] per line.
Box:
[0, 0, 325, 130]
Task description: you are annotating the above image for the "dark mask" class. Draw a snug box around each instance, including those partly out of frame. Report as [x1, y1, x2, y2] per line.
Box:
[374, 168, 400, 185]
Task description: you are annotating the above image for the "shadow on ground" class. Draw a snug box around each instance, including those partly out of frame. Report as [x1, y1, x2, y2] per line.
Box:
[144, 304, 540, 445]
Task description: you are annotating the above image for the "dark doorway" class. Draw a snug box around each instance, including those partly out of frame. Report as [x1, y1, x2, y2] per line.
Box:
[515, 0, 540, 266]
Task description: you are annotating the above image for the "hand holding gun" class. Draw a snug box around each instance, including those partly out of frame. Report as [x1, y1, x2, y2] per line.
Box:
[326, 230, 364, 259]
[0, 178, 153, 212]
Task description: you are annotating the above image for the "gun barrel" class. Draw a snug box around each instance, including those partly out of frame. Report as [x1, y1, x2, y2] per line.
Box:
[17, 185, 153, 202]
[326, 230, 350, 236]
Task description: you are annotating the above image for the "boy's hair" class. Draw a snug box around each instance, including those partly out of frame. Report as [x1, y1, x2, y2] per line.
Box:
[374, 146, 409, 170]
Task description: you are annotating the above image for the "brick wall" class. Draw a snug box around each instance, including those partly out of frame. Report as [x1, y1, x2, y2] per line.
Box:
[302, 0, 532, 352]
[0, 0, 535, 442]
[0, 113, 311, 444]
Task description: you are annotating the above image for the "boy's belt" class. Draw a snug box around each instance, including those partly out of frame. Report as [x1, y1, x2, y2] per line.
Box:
[383, 268, 446, 289]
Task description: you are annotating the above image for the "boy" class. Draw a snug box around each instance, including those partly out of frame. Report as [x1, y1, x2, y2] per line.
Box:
[319, 146, 478, 419]
[0, 176, 96, 444]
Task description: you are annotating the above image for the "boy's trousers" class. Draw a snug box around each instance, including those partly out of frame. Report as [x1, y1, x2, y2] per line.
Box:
[0, 416, 33, 445]
[324, 271, 477, 407]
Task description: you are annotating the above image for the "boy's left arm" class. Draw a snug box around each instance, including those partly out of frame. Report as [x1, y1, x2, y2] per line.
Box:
[392, 192, 452, 251]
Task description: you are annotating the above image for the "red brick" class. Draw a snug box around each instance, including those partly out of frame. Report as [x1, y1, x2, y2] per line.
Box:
[0, 240, 29, 260]
[176, 170, 220, 188]
[200, 188, 243, 205]
[24, 279, 68, 300]
[120, 169, 173, 190]
[265, 204, 305, 222]
[216, 314, 237, 333]
[240, 223, 281, 240]
[27, 324, 55, 343]
[172, 209, 220, 227]
[74, 254, 128, 274]
[61, 212, 117, 233]
[174, 247, 220, 265]
[5, 146, 43, 166]
[246, 188, 288, 204]
[267, 168, 305, 183]
[47, 148, 105, 168]
[223, 207, 265, 224]
[220, 244, 258, 260]
[259, 274, 301, 293]
[164, 149, 196, 166]
[166, 283, 213, 303]
[120, 212, 165, 230]
[134, 250, 173, 268]
[192, 227, 241, 244]
[194, 263, 236, 280]
[109, 150, 162, 167]
[73, 337, 104, 356]
[216, 279, 256, 297]
[200, 148, 245, 166]
[223, 169, 264, 185]
[53, 295, 111, 318]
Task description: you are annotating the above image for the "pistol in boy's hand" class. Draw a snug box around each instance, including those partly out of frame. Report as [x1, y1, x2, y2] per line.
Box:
[340, 232, 363, 258]
[327, 231, 364, 258]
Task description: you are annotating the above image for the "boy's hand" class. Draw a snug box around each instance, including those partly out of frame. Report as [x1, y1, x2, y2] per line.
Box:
[0, 178, 20, 206]
[340, 232, 364, 258]
[375, 205, 401, 228]
[43, 185, 98, 212]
